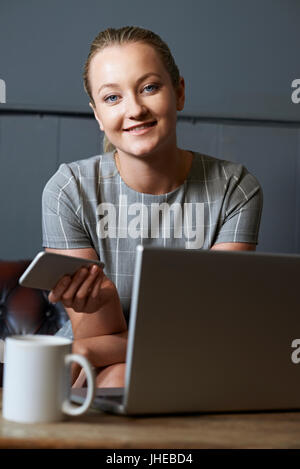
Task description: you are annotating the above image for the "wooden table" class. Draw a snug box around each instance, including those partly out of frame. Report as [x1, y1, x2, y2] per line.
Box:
[1, 389, 300, 449]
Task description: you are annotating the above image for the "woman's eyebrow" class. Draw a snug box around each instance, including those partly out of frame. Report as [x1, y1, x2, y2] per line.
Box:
[97, 72, 162, 95]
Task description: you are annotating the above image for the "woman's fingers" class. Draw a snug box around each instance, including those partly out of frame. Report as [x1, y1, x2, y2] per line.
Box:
[60, 267, 89, 307]
[48, 275, 72, 303]
[90, 270, 105, 299]
[72, 267, 104, 311]
[48, 264, 106, 312]
[75, 265, 103, 299]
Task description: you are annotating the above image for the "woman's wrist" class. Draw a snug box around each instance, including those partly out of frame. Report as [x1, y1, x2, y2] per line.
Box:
[72, 330, 128, 368]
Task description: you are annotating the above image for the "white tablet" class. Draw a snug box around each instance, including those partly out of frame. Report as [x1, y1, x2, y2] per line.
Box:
[19, 251, 105, 291]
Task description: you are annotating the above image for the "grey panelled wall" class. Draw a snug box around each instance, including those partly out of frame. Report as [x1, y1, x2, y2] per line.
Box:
[0, 1, 300, 259]
[0, 114, 101, 260]
[0, 113, 299, 259]
[0, 115, 58, 259]
[0, 0, 299, 121]
[177, 121, 300, 254]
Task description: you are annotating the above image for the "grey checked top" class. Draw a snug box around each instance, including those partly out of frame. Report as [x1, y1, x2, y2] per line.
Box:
[42, 150, 263, 339]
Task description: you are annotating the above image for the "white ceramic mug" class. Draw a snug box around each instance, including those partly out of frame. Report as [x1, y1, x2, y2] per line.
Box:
[2, 334, 96, 423]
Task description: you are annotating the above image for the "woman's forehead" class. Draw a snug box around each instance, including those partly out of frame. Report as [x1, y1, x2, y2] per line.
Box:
[89, 42, 167, 81]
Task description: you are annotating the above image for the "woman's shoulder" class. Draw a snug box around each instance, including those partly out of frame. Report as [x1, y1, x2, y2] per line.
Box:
[191, 151, 241, 173]
[190, 151, 260, 184]
[61, 151, 116, 177]
[44, 151, 117, 189]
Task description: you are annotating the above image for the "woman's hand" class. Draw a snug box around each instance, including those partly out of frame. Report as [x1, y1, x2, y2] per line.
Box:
[48, 264, 113, 314]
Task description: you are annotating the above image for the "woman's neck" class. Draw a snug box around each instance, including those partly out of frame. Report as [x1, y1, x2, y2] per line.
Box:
[114, 146, 194, 195]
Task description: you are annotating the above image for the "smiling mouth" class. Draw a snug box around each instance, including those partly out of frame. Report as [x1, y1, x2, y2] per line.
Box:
[124, 121, 157, 132]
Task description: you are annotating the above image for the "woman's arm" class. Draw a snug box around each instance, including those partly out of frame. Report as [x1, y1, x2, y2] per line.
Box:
[73, 330, 128, 368]
[45, 247, 128, 385]
[211, 242, 256, 251]
[45, 247, 127, 339]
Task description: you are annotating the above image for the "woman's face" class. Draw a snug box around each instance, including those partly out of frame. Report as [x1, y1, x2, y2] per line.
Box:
[89, 42, 185, 158]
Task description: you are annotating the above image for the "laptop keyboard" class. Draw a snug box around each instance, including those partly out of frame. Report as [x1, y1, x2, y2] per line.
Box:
[96, 394, 123, 404]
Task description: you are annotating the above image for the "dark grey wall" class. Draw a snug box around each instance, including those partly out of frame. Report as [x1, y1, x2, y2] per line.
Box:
[0, 0, 300, 260]
[1, 113, 299, 259]
[0, 0, 299, 120]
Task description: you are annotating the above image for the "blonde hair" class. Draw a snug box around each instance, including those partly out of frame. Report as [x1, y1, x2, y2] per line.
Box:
[83, 26, 181, 154]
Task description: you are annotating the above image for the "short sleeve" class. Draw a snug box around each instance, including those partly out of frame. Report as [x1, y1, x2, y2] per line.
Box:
[213, 164, 263, 245]
[42, 163, 92, 249]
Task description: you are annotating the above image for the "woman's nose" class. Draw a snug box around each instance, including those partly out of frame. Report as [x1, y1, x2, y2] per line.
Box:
[124, 93, 148, 118]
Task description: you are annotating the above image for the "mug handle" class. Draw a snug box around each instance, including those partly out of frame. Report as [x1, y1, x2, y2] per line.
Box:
[62, 353, 96, 416]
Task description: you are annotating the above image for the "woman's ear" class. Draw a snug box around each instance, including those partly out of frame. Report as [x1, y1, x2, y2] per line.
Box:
[176, 77, 185, 112]
[89, 102, 104, 131]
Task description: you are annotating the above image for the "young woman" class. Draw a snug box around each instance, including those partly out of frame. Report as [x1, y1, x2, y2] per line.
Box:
[42, 26, 263, 387]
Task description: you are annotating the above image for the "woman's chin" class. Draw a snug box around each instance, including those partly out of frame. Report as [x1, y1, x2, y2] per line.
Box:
[120, 142, 163, 158]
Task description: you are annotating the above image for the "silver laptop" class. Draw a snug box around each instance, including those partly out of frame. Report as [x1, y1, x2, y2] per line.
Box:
[71, 245, 300, 415]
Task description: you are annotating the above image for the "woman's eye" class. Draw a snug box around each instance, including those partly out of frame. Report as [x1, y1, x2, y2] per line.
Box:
[104, 95, 118, 103]
[143, 84, 159, 93]
[104, 84, 159, 103]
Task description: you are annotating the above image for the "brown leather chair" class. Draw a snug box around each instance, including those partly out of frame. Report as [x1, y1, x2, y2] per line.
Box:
[0, 259, 68, 385]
